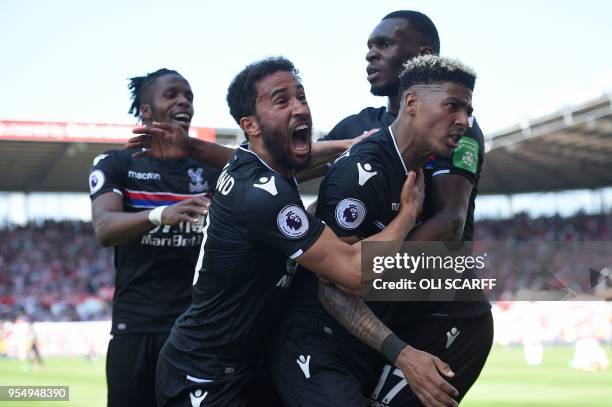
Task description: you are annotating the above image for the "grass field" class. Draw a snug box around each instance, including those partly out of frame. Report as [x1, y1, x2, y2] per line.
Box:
[0, 345, 610, 406]
[461, 345, 612, 407]
[0, 355, 105, 407]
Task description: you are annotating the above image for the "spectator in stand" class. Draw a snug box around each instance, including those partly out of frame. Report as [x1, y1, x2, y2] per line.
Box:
[0, 221, 114, 322]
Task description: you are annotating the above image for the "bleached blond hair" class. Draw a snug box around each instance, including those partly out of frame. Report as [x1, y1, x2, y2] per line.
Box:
[398, 55, 476, 95]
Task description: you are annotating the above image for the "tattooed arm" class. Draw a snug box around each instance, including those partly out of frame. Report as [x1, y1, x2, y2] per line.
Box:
[318, 280, 391, 349]
[318, 281, 459, 407]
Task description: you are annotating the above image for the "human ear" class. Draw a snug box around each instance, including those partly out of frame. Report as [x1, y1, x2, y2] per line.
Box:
[140, 105, 152, 122]
[403, 92, 417, 115]
[240, 116, 260, 139]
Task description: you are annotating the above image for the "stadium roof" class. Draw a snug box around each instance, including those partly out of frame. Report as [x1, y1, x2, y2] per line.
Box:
[479, 93, 612, 194]
[0, 121, 241, 193]
[1, 93, 611, 195]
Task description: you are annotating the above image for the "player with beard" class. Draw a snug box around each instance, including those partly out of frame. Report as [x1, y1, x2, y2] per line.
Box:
[268, 55, 482, 407]
[152, 57, 425, 407]
[89, 68, 220, 406]
[127, 94, 362, 176]
[268, 11, 492, 407]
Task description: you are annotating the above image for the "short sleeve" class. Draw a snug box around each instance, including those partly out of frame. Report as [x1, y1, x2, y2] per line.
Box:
[425, 125, 483, 186]
[234, 176, 325, 260]
[317, 155, 386, 238]
[88, 150, 124, 201]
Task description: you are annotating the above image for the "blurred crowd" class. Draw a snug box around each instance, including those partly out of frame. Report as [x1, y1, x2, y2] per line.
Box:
[475, 212, 611, 241]
[0, 212, 610, 322]
[0, 221, 114, 322]
[474, 212, 612, 297]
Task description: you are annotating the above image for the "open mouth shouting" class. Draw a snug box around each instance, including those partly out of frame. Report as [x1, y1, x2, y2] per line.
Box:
[291, 122, 312, 158]
[449, 133, 463, 149]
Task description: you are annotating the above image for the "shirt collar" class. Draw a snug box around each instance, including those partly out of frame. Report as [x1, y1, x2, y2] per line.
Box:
[387, 126, 408, 176]
[237, 144, 298, 185]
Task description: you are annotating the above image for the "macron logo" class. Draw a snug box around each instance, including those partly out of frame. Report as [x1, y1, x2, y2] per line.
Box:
[357, 163, 377, 186]
[445, 327, 460, 349]
[297, 354, 311, 379]
[254, 176, 278, 196]
[189, 389, 207, 406]
[128, 171, 161, 181]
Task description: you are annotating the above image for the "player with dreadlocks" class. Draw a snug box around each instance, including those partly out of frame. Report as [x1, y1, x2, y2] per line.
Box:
[88, 68, 220, 407]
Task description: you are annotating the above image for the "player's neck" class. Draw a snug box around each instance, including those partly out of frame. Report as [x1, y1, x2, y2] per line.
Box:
[389, 122, 430, 169]
[387, 95, 400, 114]
[248, 142, 295, 179]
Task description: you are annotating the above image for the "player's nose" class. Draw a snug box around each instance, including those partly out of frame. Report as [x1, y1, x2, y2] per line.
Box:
[455, 110, 469, 129]
[366, 47, 380, 62]
[177, 93, 192, 108]
[291, 97, 309, 116]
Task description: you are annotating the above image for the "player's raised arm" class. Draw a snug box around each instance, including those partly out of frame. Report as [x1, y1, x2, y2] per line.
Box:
[128, 121, 362, 180]
[128, 122, 235, 170]
[296, 128, 379, 182]
[408, 118, 484, 241]
[408, 173, 471, 241]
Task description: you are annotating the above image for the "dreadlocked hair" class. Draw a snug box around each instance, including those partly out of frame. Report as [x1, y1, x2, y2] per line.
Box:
[128, 68, 180, 119]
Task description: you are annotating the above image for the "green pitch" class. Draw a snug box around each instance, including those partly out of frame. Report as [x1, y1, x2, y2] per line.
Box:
[0, 356, 106, 407]
[462, 345, 612, 407]
[0, 346, 610, 406]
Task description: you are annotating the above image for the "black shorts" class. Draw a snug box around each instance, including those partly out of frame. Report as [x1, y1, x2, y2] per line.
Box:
[155, 355, 249, 407]
[155, 354, 283, 407]
[268, 310, 493, 407]
[368, 311, 494, 406]
[106, 333, 169, 407]
[267, 316, 375, 407]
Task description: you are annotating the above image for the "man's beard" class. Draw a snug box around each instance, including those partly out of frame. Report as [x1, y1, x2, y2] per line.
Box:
[370, 78, 400, 97]
[260, 120, 312, 172]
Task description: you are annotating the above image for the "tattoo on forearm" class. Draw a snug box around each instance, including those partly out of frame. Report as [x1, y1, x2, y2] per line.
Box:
[318, 282, 391, 351]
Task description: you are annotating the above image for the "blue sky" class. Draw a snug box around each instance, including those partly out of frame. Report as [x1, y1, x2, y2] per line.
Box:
[2, 0, 611, 136]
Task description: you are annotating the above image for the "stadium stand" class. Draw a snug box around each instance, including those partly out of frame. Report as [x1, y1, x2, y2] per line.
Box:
[0, 211, 609, 323]
[0, 221, 114, 322]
